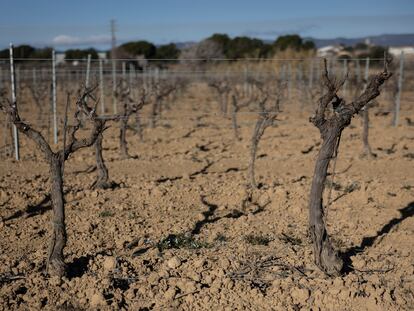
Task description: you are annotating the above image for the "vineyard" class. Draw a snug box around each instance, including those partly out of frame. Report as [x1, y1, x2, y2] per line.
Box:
[0, 54, 413, 310]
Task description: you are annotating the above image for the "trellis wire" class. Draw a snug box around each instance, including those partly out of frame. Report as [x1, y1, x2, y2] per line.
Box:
[7, 103, 414, 125]
[1, 54, 411, 159]
[0, 57, 391, 62]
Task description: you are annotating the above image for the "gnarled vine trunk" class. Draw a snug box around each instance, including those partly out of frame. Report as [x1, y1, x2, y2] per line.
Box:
[150, 98, 158, 128]
[120, 116, 129, 159]
[362, 107, 375, 157]
[249, 117, 265, 189]
[248, 97, 277, 189]
[231, 104, 240, 141]
[221, 93, 228, 116]
[135, 111, 143, 140]
[1, 86, 105, 278]
[92, 132, 111, 189]
[47, 155, 66, 277]
[308, 59, 391, 275]
[309, 126, 343, 275]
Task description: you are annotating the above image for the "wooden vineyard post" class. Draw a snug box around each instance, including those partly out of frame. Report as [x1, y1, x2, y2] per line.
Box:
[342, 59, 348, 98]
[9, 43, 20, 160]
[99, 58, 105, 114]
[309, 58, 314, 90]
[52, 49, 58, 145]
[86, 54, 91, 88]
[393, 51, 404, 127]
[112, 58, 117, 114]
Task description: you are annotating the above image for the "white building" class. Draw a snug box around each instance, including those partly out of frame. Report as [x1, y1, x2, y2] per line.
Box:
[98, 52, 107, 60]
[389, 46, 414, 57]
[55, 52, 66, 64]
[317, 45, 344, 57]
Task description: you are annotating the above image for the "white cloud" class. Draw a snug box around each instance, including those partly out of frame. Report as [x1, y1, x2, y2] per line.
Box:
[52, 35, 78, 45]
[52, 34, 111, 46]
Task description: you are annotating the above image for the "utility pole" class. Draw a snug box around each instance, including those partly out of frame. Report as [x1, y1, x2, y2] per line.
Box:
[111, 19, 117, 114]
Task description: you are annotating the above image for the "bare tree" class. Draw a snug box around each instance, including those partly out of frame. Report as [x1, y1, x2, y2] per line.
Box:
[92, 87, 148, 188]
[27, 81, 50, 121]
[209, 79, 231, 115]
[179, 39, 224, 64]
[91, 127, 111, 189]
[361, 102, 377, 157]
[0, 87, 104, 278]
[150, 79, 177, 128]
[360, 77, 377, 158]
[115, 79, 149, 158]
[231, 84, 258, 140]
[347, 69, 374, 157]
[248, 79, 284, 189]
[304, 84, 320, 112]
[308, 59, 391, 275]
[134, 97, 145, 141]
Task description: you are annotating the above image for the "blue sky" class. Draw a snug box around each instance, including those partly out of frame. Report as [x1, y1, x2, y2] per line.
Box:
[1, 0, 413, 50]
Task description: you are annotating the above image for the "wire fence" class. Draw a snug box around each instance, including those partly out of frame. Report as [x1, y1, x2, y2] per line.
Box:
[0, 54, 412, 160]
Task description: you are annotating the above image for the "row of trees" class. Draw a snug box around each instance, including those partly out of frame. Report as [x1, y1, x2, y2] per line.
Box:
[0, 43, 180, 61]
[0, 45, 53, 59]
[62, 34, 317, 60]
[178, 34, 317, 61]
[0, 34, 316, 61]
[0, 35, 392, 63]
[343, 44, 388, 62]
[207, 33, 315, 58]
[64, 42, 181, 61]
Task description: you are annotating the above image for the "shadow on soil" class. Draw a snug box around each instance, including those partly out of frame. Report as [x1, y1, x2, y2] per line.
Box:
[4, 195, 51, 222]
[341, 201, 414, 274]
[191, 195, 250, 235]
[67, 251, 107, 279]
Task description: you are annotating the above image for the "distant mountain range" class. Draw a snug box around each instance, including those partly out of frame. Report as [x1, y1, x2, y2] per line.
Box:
[173, 42, 197, 49]
[173, 34, 414, 49]
[305, 33, 414, 48]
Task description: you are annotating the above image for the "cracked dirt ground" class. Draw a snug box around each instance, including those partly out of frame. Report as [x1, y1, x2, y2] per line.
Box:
[0, 83, 413, 310]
